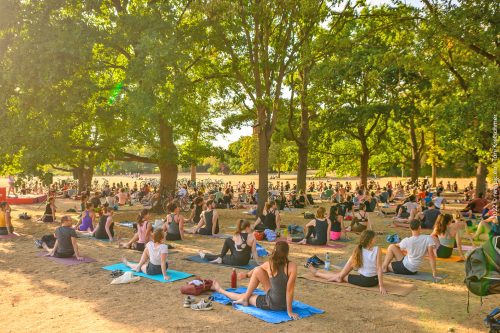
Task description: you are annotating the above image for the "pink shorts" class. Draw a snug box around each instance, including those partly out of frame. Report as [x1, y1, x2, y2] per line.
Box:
[330, 231, 342, 241]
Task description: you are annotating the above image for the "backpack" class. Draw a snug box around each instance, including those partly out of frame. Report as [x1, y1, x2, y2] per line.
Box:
[464, 236, 500, 310]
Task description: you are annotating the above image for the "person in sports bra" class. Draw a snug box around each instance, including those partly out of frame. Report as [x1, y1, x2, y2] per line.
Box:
[199, 219, 259, 266]
[193, 200, 219, 235]
[211, 241, 300, 320]
[93, 207, 115, 241]
[75, 203, 95, 232]
[119, 209, 152, 251]
[431, 213, 466, 260]
[309, 230, 387, 293]
[253, 201, 280, 233]
[163, 202, 184, 241]
[297, 207, 331, 245]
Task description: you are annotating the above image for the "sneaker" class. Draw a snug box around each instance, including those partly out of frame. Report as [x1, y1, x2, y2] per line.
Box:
[190, 298, 213, 311]
[311, 255, 325, 266]
[183, 295, 196, 308]
[34, 240, 42, 248]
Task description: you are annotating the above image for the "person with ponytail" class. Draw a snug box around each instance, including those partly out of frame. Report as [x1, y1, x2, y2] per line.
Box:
[431, 213, 466, 260]
[163, 202, 185, 241]
[119, 209, 152, 251]
[308, 230, 386, 294]
[199, 219, 259, 266]
[211, 241, 300, 320]
[122, 228, 170, 281]
[297, 207, 331, 245]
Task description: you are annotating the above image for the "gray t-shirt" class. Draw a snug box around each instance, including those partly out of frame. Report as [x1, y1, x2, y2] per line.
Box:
[423, 209, 441, 229]
[55, 226, 77, 255]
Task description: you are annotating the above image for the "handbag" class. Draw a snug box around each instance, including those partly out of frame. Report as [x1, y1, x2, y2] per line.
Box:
[180, 277, 213, 296]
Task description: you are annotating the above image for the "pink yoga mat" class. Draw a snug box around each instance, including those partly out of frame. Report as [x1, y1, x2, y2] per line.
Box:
[0, 233, 20, 239]
[36, 252, 96, 265]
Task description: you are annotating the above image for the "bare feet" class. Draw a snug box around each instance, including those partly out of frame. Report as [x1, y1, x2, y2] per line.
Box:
[198, 250, 205, 259]
[308, 265, 318, 276]
[233, 296, 249, 307]
[297, 239, 306, 245]
[210, 257, 222, 264]
[211, 280, 222, 292]
[121, 256, 129, 265]
[327, 273, 343, 283]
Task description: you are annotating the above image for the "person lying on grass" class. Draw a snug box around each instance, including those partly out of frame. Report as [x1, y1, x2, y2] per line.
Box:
[122, 228, 170, 281]
[382, 219, 439, 280]
[0, 202, 14, 235]
[199, 219, 259, 266]
[39, 215, 84, 260]
[211, 241, 300, 320]
[308, 230, 387, 294]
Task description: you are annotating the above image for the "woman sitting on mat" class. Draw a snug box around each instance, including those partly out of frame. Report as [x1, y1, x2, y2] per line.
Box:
[309, 230, 386, 294]
[39, 216, 84, 260]
[163, 202, 184, 241]
[431, 213, 466, 260]
[119, 209, 152, 251]
[188, 197, 204, 224]
[253, 201, 280, 233]
[350, 203, 372, 232]
[199, 219, 259, 266]
[211, 241, 299, 320]
[74, 202, 95, 232]
[39, 197, 56, 223]
[122, 228, 170, 281]
[0, 202, 14, 235]
[329, 205, 346, 241]
[297, 207, 331, 245]
[93, 207, 115, 241]
[191, 200, 219, 235]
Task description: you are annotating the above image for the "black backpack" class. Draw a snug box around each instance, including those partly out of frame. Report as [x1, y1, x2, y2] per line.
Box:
[464, 236, 500, 310]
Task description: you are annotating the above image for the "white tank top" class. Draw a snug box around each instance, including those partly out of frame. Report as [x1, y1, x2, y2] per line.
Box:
[358, 246, 378, 277]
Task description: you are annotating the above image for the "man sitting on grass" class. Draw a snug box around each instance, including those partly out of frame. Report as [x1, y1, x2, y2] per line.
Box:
[382, 219, 439, 280]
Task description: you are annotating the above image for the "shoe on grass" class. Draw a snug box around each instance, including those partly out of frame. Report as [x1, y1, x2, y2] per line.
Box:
[183, 295, 196, 308]
[190, 298, 213, 311]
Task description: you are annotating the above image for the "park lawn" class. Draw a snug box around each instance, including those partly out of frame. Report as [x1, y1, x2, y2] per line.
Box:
[0, 175, 492, 333]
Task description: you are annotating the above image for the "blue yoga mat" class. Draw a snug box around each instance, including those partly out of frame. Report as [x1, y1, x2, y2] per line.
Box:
[211, 287, 324, 324]
[102, 263, 193, 283]
[185, 255, 259, 270]
[256, 243, 268, 257]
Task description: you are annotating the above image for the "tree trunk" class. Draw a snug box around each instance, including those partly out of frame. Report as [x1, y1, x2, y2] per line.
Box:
[83, 167, 94, 192]
[153, 118, 178, 213]
[360, 140, 369, 190]
[408, 117, 421, 182]
[296, 144, 308, 192]
[190, 163, 196, 183]
[257, 125, 270, 214]
[475, 161, 488, 197]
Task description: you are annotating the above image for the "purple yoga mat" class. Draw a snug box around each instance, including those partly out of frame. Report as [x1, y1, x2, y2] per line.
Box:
[0, 233, 20, 239]
[36, 252, 96, 265]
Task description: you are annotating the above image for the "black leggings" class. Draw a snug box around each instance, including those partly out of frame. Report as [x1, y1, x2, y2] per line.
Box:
[165, 233, 182, 241]
[304, 226, 326, 246]
[204, 238, 251, 266]
[347, 274, 378, 287]
[198, 223, 219, 236]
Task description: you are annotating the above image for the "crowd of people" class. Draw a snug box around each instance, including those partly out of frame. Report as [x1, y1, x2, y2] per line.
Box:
[3, 175, 498, 318]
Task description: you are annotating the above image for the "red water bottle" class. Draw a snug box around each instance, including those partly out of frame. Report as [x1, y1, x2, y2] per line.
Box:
[231, 268, 237, 288]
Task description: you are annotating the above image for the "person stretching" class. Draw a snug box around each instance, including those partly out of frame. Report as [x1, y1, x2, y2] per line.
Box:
[192, 200, 219, 235]
[211, 241, 299, 320]
[298, 207, 331, 245]
[382, 220, 439, 279]
[122, 228, 170, 281]
[199, 219, 259, 266]
[163, 202, 184, 241]
[119, 209, 152, 251]
[431, 213, 465, 260]
[0, 202, 13, 235]
[40, 216, 83, 260]
[93, 207, 115, 241]
[253, 201, 280, 233]
[308, 230, 386, 294]
[74, 203, 95, 232]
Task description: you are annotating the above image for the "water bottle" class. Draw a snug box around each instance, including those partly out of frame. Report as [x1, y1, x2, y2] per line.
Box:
[231, 268, 237, 288]
[324, 252, 331, 271]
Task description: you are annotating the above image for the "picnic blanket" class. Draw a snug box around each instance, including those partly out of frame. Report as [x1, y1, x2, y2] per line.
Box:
[102, 263, 193, 283]
[36, 252, 96, 266]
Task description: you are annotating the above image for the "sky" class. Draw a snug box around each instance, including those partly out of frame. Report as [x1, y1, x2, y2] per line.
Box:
[212, 0, 423, 148]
